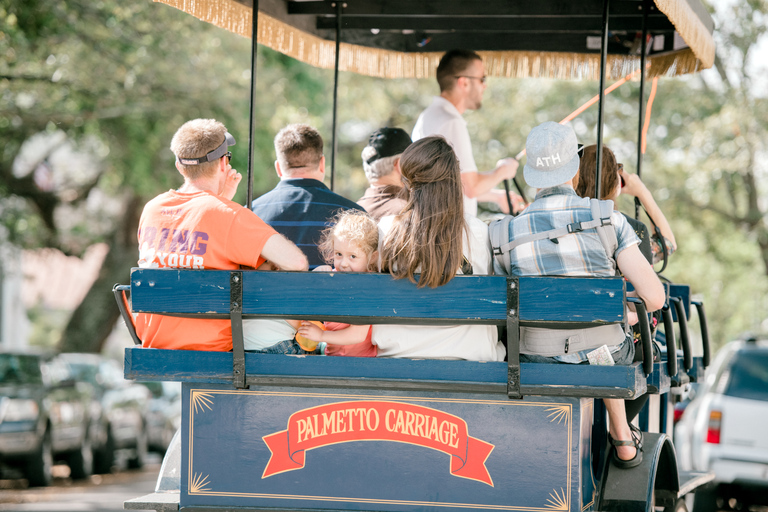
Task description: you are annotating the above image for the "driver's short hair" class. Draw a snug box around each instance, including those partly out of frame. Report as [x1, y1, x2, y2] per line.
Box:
[436, 49, 482, 92]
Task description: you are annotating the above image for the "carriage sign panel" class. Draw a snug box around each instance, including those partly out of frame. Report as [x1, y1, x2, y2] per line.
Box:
[181, 385, 587, 512]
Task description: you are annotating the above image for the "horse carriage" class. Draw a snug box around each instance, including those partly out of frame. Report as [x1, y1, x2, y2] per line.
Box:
[117, 1, 716, 511]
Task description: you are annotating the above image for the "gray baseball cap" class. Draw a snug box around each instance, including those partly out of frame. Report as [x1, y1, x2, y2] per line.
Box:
[523, 122, 580, 189]
[177, 132, 236, 166]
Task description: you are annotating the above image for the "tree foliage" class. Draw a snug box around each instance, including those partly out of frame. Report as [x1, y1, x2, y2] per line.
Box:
[2, 0, 765, 352]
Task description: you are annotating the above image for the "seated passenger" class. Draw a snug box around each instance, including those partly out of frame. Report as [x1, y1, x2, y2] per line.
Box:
[500, 122, 665, 468]
[357, 127, 412, 221]
[575, 145, 677, 265]
[251, 124, 364, 269]
[297, 210, 379, 357]
[136, 118, 309, 353]
[373, 136, 506, 362]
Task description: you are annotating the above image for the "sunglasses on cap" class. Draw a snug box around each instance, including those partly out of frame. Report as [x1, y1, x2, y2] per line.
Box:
[177, 132, 236, 166]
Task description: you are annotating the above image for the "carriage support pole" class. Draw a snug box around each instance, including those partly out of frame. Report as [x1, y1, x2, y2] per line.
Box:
[635, 0, 649, 219]
[595, 0, 610, 200]
[246, 0, 260, 208]
[330, 1, 344, 191]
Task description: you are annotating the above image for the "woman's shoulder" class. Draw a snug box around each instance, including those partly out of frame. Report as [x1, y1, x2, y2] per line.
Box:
[465, 213, 489, 233]
[378, 215, 395, 234]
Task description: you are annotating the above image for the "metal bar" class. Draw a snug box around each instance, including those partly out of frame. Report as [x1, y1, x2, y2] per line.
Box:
[502, 180, 514, 214]
[692, 301, 711, 367]
[330, 1, 343, 191]
[230, 271, 246, 389]
[635, 0, 649, 219]
[314, 16, 675, 31]
[595, 0, 610, 200]
[288, 0, 668, 17]
[246, 0, 260, 208]
[112, 285, 142, 346]
[506, 277, 521, 399]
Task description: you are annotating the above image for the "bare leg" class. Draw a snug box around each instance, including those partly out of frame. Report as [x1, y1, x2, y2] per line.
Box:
[604, 398, 637, 461]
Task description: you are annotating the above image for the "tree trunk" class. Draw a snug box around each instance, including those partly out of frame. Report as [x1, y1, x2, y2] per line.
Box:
[58, 194, 142, 353]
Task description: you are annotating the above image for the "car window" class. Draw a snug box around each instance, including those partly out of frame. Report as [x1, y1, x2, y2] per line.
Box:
[0, 354, 43, 385]
[724, 350, 768, 402]
[67, 363, 101, 386]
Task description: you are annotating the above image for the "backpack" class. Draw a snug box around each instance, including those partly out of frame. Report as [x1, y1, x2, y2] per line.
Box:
[490, 198, 618, 276]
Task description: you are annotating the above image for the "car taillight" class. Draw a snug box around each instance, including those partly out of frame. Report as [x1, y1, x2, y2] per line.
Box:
[706, 410, 722, 444]
[673, 404, 686, 424]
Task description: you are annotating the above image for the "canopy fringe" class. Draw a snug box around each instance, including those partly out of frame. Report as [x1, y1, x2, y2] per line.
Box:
[154, 0, 711, 80]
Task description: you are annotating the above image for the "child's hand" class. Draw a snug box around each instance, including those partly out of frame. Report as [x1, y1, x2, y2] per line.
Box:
[298, 321, 324, 342]
[313, 265, 333, 272]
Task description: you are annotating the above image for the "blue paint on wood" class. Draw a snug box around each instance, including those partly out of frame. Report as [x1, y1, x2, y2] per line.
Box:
[519, 276, 625, 324]
[129, 269, 625, 325]
[668, 284, 691, 322]
[646, 361, 672, 394]
[124, 347, 646, 396]
[179, 383, 590, 512]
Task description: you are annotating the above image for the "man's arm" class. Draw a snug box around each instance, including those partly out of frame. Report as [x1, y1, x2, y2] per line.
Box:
[616, 245, 665, 311]
[260, 233, 309, 271]
[460, 158, 519, 199]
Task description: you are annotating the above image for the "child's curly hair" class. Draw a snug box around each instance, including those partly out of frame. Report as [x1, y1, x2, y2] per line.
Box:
[318, 210, 379, 269]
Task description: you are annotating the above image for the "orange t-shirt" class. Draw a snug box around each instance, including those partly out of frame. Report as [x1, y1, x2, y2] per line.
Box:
[324, 322, 377, 357]
[135, 190, 278, 352]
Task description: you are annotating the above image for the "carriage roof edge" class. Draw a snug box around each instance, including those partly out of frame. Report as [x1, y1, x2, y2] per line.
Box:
[152, 0, 714, 80]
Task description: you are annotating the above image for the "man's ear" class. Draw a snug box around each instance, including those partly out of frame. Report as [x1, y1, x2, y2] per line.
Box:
[393, 157, 402, 175]
[318, 155, 326, 175]
[275, 160, 282, 177]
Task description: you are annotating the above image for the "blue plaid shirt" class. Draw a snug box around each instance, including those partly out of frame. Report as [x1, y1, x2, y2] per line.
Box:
[505, 185, 638, 277]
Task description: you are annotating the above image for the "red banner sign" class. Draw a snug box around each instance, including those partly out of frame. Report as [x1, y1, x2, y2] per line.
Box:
[262, 400, 495, 486]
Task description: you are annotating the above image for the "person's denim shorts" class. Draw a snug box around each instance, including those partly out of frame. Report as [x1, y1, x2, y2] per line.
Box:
[246, 339, 312, 355]
[519, 336, 635, 366]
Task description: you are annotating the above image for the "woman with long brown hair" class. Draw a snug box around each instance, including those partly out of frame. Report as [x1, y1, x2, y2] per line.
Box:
[575, 145, 676, 265]
[373, 136, 505, 361]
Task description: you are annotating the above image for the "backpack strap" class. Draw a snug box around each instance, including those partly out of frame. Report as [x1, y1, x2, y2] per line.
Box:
[590, 198, 618, 261]
[489, 215, 514, 275]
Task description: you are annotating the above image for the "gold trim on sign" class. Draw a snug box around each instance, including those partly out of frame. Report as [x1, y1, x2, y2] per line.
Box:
[545, 488, 569, 511]
[190, 472, 212, 493]
[192, 391, 214, 414]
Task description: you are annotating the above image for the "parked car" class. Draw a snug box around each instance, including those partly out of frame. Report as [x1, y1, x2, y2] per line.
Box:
[54, 353, 151, 473]
[0, 351, 95, 485]
[140, 381, 181, 454]
[674, 338, 768, 512]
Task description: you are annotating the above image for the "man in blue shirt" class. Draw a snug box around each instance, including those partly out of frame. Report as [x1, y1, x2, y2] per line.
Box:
[252, 124, 363, 268]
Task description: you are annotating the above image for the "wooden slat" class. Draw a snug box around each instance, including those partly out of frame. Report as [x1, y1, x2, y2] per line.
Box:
[518, 276, 625, 325]
[130, 269, 507, 323]
[124, 348, 647, 399]
[130, 269, 626, 325]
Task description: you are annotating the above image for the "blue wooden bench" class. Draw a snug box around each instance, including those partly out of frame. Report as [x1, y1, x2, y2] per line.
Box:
[118, 268, 695, 512]
[121, 268, 651, 400]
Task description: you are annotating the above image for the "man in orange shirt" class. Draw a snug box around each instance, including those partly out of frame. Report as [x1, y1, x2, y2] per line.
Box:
[136, 119, 309, 352]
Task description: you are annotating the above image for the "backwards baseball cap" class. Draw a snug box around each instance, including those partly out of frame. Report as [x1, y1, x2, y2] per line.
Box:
[523, 121, 580, 189]
[365, 128, 412, 164]
[177, 132, 236, 166]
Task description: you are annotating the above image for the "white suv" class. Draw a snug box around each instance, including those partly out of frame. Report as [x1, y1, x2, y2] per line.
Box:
[674, 338, 768, 512]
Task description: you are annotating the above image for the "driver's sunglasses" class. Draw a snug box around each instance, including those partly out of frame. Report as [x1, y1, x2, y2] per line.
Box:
[224, 151, 232, 164]
[455, 75, 487, 84]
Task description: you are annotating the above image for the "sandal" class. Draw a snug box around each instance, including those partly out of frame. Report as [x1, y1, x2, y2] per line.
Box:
[610, 424, 643, 469]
